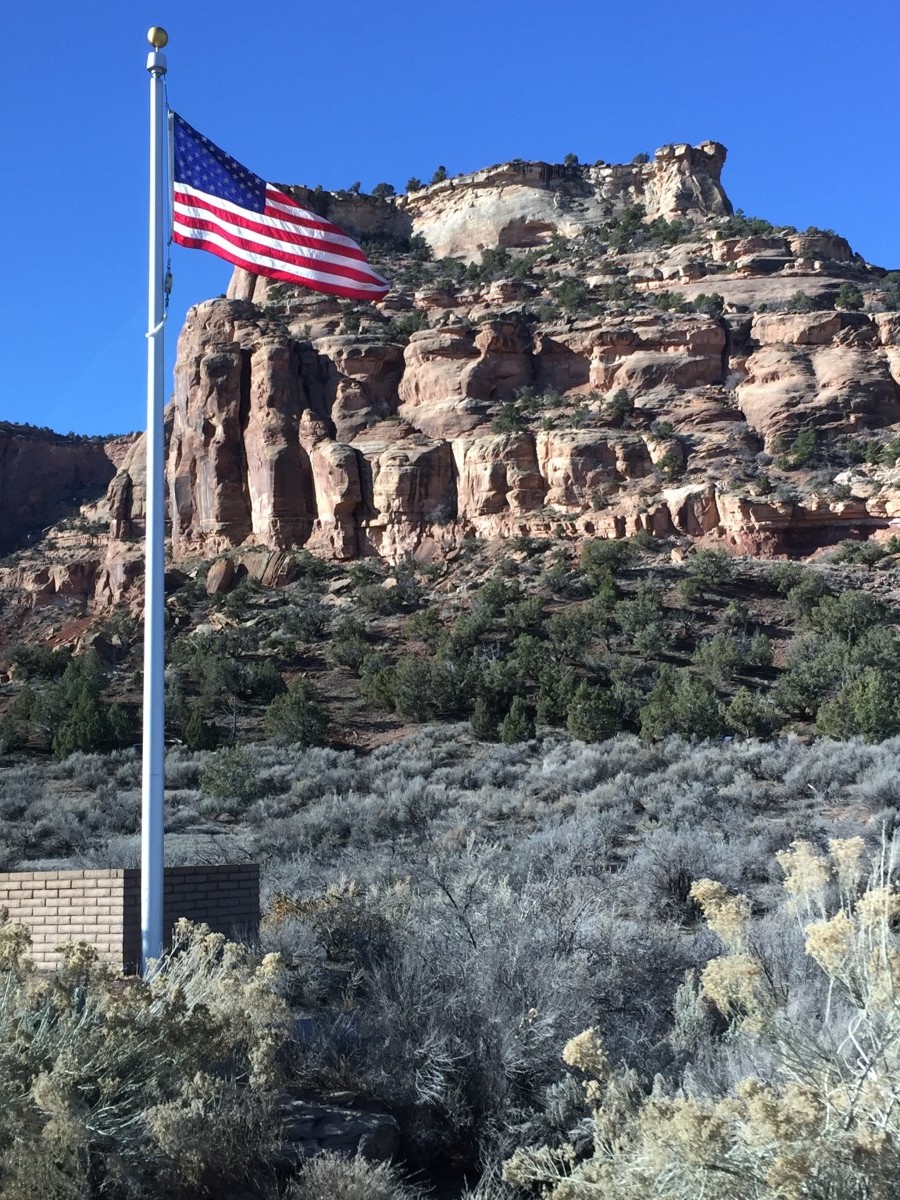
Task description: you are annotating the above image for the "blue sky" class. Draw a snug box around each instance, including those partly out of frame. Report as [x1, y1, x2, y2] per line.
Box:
[4, 0, 898, 437]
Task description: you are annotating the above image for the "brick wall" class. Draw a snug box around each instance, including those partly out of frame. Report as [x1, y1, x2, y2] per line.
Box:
[0, 864, 259, 972]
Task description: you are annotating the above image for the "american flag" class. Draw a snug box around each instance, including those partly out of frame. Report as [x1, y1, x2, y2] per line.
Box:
[171, 113, 390, 302]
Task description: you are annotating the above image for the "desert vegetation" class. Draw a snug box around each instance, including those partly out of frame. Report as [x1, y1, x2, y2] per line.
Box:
[6, 539, 900, 763]
[3, 723, 900, 1194]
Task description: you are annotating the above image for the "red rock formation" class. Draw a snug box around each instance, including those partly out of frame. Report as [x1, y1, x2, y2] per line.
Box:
[5, 141, 900, 621]
[0, 428, 120, 554]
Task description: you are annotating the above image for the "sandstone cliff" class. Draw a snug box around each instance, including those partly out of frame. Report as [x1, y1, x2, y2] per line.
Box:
[0, 426, 127, 555]
[3, 140, 900, 615]
[399, 141, 732, 261]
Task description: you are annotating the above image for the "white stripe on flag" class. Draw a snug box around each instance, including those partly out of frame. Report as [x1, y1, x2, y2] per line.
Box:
[173, 199, 373, 275]
[173, 223, 392, 295]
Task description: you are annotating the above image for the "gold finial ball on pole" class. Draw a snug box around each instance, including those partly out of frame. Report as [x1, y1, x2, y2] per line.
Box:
[147, 27, 169, 48]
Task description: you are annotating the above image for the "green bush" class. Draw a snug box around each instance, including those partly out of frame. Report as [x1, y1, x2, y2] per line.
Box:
[785, 571, 831, 617]
[835, 281, 864, 311]
[555, 278, 589, 312]
[580, 539, 633, 587]
[505, 595, 544, 634]
[692, 633, 740, 685]
[650, 421, 678, 440]
[774, 633, 845, 717]
[282, 598, 328, 642]
[501, 696, 535, 744]
[377, 653, 469, 720]
[546, 608, 595, 659]
[507, 634, 551, 683]
[653, 290, 687, 313]
[882, 270, 900, 310]
[264, 678, 328, 745]
[446, 608, 493, 652]
[746, 633, 774, 668]
[406, 606, 443, 641]
[639, 667, 724, 741]
[40, 652, 131, 760]
[810, 589, 890, 645]
[566, 681, 619, 742]
[200, 747, 267, 808]
[473, 575, 521, 619]
[722, 599, 751, 630]
[52, 689, 111, 760]
[657, 449, 686, 480]
[356, 575, 422, 615]
[536, 664, 579, 725]
[692, 292, 725, 317]
[357, 655, 395, 712]
[719, 210, 781, 237]
[326, 617, 369, 672]
[490, 403, 527, 434]
[615, 587, 665, 640]
[784, 290, 821, 313]
[832, 535, 900, 566]
[607, 388, 634, 426]
[725, 687, 776, 737]
[470, 694, 502, 741]
[779, 427, 820, 469]
[765, 560, 805, 595]
[383, 310, 429, 344]
[6, 643, 72, 680]
[815, 668, 900, 741]
[183, 705, 219, 751]
[239, 659, 286, 704]
[684, 549, 735, 589]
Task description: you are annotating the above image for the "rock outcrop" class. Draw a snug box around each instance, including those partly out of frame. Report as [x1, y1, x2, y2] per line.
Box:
[399, 141, 732, 261]
[275, 1091, 400, 1165]
[4, 139, 900, 616]
[0, 427, 125, 555]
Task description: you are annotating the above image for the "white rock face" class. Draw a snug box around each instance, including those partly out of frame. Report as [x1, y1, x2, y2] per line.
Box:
[397, 142, 732, 261]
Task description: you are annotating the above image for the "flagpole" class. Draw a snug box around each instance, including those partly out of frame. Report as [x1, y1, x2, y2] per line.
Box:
[142, 26, 169, 973]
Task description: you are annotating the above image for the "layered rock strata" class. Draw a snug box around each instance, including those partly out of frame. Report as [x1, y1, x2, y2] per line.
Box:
[0, 428, 127, 555]
[4, 141, 900, 613]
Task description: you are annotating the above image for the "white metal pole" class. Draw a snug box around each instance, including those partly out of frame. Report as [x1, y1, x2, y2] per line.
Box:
[142, 27, 169, 973]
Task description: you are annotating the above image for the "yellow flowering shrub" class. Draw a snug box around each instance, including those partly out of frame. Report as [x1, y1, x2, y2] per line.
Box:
[0, 916, 290, 1199]
[503, 837, 900, 1199]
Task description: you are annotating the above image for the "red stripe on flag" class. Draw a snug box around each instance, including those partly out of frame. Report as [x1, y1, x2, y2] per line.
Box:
[174, 188, 368, 262]
[266, 186, 363, 240]
[172, 232, 389, 301]
[174, 213, 386, 288]
[174, 195, 370, 266]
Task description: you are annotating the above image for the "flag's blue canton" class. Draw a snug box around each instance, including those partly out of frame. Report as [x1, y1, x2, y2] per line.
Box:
[172, 113, 266, 213]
